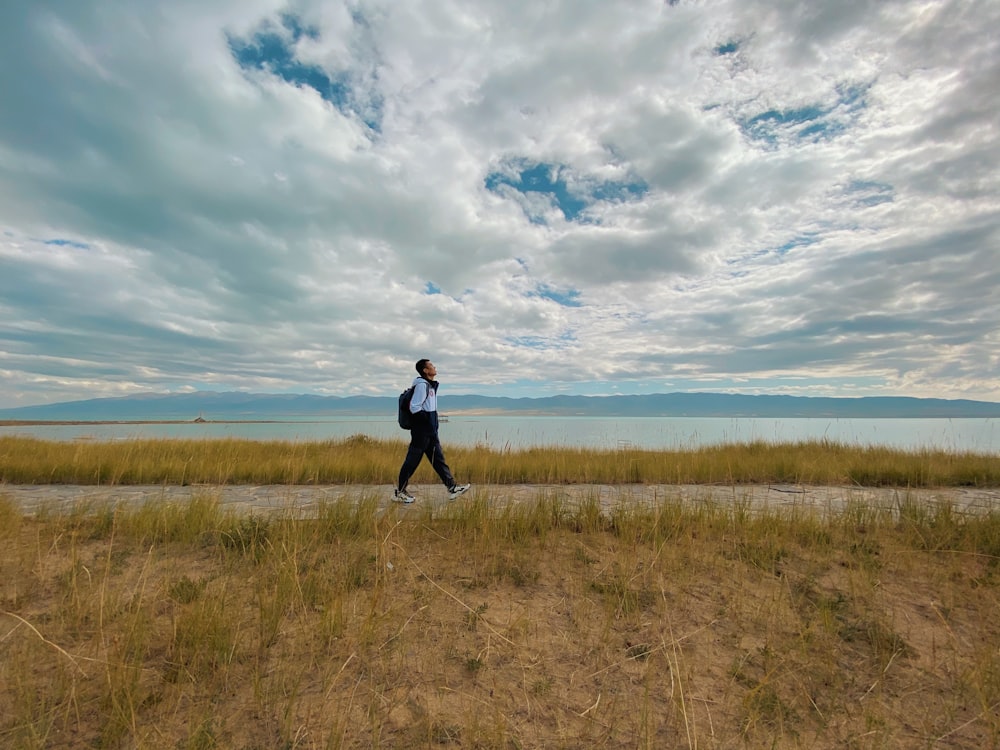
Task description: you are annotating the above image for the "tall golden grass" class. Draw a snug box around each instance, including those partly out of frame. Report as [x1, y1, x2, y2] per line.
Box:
[1, 490, 999, 748]
[1, 435, 997, 486]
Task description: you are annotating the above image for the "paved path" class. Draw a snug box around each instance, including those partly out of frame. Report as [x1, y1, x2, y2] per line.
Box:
[3, 483, 999, 516]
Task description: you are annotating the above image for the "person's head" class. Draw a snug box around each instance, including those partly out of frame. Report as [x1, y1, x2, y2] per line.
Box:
[415, 359, 436, 379]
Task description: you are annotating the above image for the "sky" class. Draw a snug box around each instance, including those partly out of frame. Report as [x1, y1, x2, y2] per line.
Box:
[1, 0, 998, 409]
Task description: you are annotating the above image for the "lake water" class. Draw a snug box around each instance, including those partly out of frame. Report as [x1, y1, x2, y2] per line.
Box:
[1, 416, 997, 453]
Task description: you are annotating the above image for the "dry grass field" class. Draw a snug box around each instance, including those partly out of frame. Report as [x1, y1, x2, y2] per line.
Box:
[1, 488, 999, 749]
[1, 437, 999, 748]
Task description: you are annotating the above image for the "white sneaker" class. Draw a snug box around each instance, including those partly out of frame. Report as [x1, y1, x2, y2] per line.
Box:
[393, 488, 416, 504]
[448, 483, 471, 500]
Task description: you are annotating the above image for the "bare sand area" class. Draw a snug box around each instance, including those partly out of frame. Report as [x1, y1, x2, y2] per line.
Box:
[4, 482, 999, 516]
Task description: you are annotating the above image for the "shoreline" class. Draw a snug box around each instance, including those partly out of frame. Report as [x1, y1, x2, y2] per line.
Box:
[0, 419, 294, 425]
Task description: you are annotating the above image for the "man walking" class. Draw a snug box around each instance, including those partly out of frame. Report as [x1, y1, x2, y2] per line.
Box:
[394, 359, 471, 503]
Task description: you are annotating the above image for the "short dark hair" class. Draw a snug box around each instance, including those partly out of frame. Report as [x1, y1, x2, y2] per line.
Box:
[415, 358, 430, 376]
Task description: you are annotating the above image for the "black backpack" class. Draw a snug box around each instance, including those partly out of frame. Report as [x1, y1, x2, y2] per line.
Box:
[398, 377, 433, 429]
[397, 385, 416, 429]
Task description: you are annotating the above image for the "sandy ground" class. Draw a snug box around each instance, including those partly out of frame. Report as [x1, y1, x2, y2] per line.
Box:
[3, 482, 1000, 516]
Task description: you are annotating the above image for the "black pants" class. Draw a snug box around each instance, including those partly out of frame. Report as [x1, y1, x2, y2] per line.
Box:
[397, 412, 455, 490]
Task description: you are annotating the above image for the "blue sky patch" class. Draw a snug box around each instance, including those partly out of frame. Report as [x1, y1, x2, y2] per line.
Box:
[836, 82, 871, 112]
[725, 233, 820, 266]
[278, 12, 320, 42]
[591, 180, 647, 204]
[43, 238, 90, 250]
[485, 160, 648, 223]
[530, 283, 583, 307]
[485, 162, 584, 221]
[739, 83, 870, 147]
[775, 234, 820, 255]
[424, 282, 442, 295]
[715, 40, 739, 55]
[228, 14, 381, 131]
[742, 104, 826, 143]
[505, 331, 577, 350]
[506, 336, 551, 350]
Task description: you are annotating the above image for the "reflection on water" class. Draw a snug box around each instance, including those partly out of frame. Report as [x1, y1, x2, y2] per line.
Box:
[0, 416, 996, 453]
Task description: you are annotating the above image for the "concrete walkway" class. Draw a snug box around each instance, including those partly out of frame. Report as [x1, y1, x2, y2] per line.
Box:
[3, 483, 999, 516]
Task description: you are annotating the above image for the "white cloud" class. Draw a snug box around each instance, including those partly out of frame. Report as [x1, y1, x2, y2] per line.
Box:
[0, 0, 997, 408]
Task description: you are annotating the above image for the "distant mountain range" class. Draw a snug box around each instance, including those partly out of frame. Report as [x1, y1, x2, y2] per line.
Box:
[2, 391, 1000, 420]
